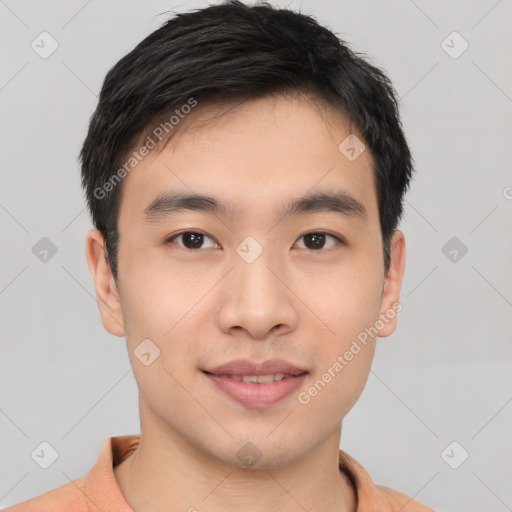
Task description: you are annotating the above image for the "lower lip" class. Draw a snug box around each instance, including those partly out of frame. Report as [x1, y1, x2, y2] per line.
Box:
[204, 372, 308, 408]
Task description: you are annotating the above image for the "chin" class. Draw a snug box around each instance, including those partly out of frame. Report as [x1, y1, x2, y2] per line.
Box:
[204, 433, 302, 470]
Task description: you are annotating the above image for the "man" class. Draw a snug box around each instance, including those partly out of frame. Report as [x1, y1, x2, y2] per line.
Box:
[3, 1, 435, 510]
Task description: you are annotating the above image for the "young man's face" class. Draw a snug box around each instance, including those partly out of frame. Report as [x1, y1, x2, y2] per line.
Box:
[87, 94, 405, 468]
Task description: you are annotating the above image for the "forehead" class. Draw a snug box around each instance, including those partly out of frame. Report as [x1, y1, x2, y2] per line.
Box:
[117, 95, 378, 226]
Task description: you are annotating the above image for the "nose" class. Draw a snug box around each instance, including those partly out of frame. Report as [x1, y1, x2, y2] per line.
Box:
[216, 246, 299, 340]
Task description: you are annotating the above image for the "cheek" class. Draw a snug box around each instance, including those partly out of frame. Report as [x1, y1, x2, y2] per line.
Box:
[298, 338, 376, 424]
[304, 264, 383, 340]
[124, 322, 198, 413]
[296, 265, 382, 405]
[118, 252, 203, 338]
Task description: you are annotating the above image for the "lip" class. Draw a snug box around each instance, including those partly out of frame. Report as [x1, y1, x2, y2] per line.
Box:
[204, 372, 308, 408]
[202, 358, 309, 408]
[204, 358, 308, 376]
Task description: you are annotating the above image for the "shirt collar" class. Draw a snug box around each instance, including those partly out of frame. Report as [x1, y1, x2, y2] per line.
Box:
[83, 435, 391, 512]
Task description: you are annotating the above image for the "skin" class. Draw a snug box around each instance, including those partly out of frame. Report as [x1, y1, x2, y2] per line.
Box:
[86, 94, 406, 512]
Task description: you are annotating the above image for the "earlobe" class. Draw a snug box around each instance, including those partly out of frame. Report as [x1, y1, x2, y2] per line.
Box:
[85, 228, 125, 337]
[376, 230, 406, 338]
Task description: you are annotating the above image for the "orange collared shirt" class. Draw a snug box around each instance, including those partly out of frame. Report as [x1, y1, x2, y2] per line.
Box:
[2, 435, 435, 511]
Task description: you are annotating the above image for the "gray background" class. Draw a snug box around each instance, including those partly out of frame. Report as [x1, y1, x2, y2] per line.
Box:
[1, 1, 511, 510]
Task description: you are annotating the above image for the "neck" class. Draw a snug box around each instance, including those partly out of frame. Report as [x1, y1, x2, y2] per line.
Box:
[114, 402, 357, 512]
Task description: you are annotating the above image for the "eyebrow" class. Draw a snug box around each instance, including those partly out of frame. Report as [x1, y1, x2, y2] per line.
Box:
[143, 190, 367, 223]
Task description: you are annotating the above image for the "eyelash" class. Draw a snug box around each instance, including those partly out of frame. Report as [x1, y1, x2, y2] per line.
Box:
[165, 230, 345, 252]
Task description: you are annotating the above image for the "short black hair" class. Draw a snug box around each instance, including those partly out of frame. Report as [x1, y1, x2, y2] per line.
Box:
[79, 0, 413, 281]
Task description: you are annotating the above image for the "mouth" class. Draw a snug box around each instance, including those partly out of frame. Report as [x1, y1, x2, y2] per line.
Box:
[202, 370, 309, 408]
[203, 371, 307, 382]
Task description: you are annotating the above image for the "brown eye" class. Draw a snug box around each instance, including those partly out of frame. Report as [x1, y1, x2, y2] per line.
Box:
[295, 232, 342, 251]
[167, 231, 218, 250]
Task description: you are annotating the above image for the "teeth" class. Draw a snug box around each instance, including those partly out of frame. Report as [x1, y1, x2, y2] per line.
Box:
[218, 373, 290, 383]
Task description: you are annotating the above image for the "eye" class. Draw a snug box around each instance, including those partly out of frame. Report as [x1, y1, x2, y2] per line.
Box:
[294, 232, 343, 251]
[166, 231, 219, 250]
[165, 230, 344, 251]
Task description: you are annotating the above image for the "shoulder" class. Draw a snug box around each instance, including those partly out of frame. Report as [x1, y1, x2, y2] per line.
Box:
[338, 449, 436, 511]
[1, 435, 139, 512]
[376, 484, 437, 511]
[1, 476, 88, 512]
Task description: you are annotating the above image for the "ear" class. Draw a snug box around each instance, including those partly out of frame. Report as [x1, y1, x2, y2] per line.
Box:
[85, 228, 125, 337]
[376, 229, 406, 338]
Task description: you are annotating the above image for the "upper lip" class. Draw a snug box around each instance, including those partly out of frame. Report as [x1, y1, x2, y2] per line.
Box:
[204, 358, 309, 376]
